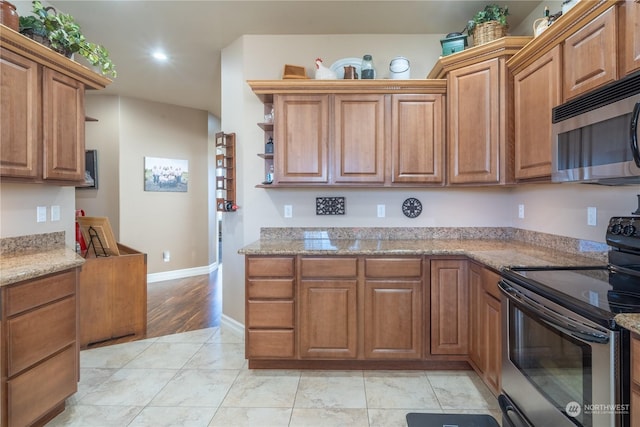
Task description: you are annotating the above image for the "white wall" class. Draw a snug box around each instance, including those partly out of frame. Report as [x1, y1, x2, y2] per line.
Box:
[220, 32, 640, 325]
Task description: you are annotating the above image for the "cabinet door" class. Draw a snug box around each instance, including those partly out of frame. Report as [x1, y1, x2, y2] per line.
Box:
[447, 58, 500, 184]
[0, 48, 40, 179]
[274, 94, 329, 183]
[513, 46, 561, 180]
[79, 258, 115, 346]
[391, 94, 444, 184]
[364, 280, 422, 359]
[332, 94, 386, 183]
[563, 6, 618, 100]
[299, 279, 357, 358]
[430, 259, 469, 355]
[483, 292, 501, 395]
[111, 254, 147, 338]
[621, 0, 640, 76]
[468, 263, 484, 371]
[42, 68, 85, 181]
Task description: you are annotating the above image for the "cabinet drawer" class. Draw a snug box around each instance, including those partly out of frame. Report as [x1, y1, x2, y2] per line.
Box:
[8, 345, 76, 427]
[7, 296, 76, 376]
[247, 257, 294, 277]
[365, 258, 422, 278]
[301, 257, 357, 278]
[248, 279, 294, 299]
[247, 301, 294, 328]
[482, 268, 502, 300]
[5, 270, 76, 316]
[247, 329, 295, 358]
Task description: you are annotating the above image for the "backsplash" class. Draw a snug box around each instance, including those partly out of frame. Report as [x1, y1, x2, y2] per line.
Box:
[259, 227, 609, 261]
[0, 232, 66, 255]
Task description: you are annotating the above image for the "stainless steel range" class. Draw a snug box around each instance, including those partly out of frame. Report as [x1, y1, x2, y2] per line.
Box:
[499, 216, 640, 427]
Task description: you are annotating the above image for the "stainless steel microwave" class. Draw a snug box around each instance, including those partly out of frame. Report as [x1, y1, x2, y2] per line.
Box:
[552, 72, 640, 185]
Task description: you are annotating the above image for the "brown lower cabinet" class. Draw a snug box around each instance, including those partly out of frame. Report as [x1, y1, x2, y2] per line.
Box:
[631, 332, 640, 426]
[1, 269, 79, 427]
[244, 254, 499, 391]
[468, 262, 502, 395]
[78, 244, 147, 348]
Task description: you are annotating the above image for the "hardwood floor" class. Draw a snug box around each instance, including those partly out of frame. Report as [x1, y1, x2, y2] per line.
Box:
[146, 268, 222, 338]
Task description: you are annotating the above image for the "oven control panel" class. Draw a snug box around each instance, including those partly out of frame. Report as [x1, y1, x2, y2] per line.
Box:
[606, 216, 640, 250]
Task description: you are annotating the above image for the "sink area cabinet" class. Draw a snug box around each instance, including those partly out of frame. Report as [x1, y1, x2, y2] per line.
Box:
[0, 25, 110, 184]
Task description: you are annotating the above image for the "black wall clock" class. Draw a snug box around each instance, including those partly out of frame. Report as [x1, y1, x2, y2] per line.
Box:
[402, 197, 422, 218]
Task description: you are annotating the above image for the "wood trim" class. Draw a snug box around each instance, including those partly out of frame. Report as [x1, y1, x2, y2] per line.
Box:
[427, 36, 532, 79]
[0, 24, 111, 90]
[507, 0, 620, 75]
[248, 79, 447, 103]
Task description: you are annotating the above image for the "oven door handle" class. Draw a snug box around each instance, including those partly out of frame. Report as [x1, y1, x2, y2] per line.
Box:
[610, 264, 640, 278]
[499, 281, 610, 344]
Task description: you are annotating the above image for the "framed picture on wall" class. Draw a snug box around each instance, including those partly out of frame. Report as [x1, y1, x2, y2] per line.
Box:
[78, 150, 98, 189]
[144, 157, 189, 192]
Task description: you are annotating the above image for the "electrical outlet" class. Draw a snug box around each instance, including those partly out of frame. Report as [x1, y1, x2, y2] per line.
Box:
[587, 207, 597, 226]
[377, 204, 385, 218]
[37, 206, 47, 223]
[284, 205, 293, 218]
[51, 205, 60, 221]
[518, 204, 525, 219]
[163, 250, 170, 262]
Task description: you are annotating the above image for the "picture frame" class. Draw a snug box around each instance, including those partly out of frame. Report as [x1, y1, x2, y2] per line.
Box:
[76, 216, 120, 256]
[144, 157, 189, 192]
[78, 150, 98, 189]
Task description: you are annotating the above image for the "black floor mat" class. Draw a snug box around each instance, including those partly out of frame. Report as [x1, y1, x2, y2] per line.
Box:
[406, 412, 500, 427]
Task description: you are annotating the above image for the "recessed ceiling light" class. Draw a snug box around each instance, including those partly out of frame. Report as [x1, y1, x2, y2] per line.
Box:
[152, 51, 168, 61]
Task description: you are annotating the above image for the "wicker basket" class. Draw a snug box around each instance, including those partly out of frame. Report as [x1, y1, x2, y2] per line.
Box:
[472, 20, 507, 46]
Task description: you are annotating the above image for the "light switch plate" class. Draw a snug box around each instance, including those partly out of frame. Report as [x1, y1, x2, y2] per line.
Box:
[51, 205, 61, 221]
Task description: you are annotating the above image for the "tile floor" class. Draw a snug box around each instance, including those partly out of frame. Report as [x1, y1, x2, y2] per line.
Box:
[48, 326, 502, 427]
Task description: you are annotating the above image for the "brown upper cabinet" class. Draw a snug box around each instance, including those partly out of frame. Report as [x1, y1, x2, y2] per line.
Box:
[249, 80, 446, 187]
[512, 46, 562, 180]
[621, 0, 640, 76]
[429, 37, 531, 185]
[563, 5, 618, 100]
[274, 94, 330, 184]
[0, 25, 110, 184]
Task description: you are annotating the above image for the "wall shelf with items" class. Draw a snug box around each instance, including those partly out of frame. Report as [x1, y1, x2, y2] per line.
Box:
[215, 132, 237, 212]
[256, 102, 275, 186]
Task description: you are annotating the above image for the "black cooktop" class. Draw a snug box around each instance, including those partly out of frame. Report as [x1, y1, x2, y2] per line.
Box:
[501, 266, 640, 330]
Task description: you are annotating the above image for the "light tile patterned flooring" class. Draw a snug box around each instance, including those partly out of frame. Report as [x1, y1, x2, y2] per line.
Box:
[49, 326, 501, 426]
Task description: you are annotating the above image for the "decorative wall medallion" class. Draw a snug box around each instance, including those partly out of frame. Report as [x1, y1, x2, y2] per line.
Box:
[402, 197, 422, 218]
[316, 197, 345, 215]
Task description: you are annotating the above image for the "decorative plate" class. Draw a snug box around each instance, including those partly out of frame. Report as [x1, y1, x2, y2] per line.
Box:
[402, 197, 422, 218]
[330, 57, 364, 79]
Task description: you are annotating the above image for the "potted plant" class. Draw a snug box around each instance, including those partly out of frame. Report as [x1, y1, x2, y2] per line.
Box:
[19, 1, 116, 77]
[466, 4, 509, 46]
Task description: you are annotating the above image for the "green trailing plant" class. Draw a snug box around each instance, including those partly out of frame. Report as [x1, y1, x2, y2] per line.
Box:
[21, 1, 116, 78]
[467, 4, 509, 34]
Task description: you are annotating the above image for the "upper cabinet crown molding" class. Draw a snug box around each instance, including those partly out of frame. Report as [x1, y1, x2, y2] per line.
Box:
[247, 80, 447, 104]
[0, 24, 111, 90]
[507, 0, 619, 75]
[427, 37, 532, 79]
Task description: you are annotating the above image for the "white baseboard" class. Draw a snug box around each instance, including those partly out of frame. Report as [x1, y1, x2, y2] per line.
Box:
[147, 262, 218, 283]
[220, 314, 245, 337]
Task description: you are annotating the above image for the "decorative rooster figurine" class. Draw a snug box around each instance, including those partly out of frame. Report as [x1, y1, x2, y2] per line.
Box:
[314, 58, 337, 80]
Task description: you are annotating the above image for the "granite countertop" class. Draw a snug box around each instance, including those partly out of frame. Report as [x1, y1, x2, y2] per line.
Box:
[239, 227, 608, 272]
[615, 314, 640, 335]
[0, 232, 85, 286]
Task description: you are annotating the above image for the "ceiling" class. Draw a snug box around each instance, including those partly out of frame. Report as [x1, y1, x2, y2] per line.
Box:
[46, 1, 540, 117]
